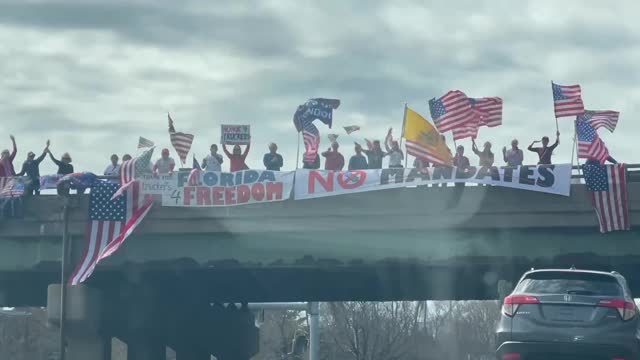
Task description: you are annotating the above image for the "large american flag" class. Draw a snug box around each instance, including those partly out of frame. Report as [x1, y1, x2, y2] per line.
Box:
[168, 113, 194, 164]
[583, 163, 630, 233]
[69, 181, 153, 285]
[577, 118, 609, 164]
[429, 90, 476, 133]
[472, 97, 503, 127]
[552, 82, 585, 118]
[112, 147, 154, 200]
[579, 110, 619, 133]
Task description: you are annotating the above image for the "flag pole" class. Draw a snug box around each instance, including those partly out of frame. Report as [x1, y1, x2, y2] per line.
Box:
[401, 102, 408, 168]
[552, 80, 559, 133]
[295, 131, 301, 169]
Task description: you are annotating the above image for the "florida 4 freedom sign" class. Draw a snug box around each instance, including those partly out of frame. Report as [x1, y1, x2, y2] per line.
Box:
[141, 170, 295, 207]
[294, 164, 572, 200]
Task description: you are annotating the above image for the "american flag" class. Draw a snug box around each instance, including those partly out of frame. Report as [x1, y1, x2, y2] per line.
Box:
[168, 113, 194, 164]
[452, 122, 479, 141]
[112, 147, 154, 200]
[429, 90, 476, 133]
[472, 97, 503, 127]
[583, 163, 630, 233]
[293, 99, 340, 164]
[579, 110, 619, 133]
[137, 136, 155, 149]
[577, 118, 609, 164]
[552, 82, 585, 118]
[69, 181, 153, 285]
[302, 121, 320, 163]
[0, 177, 26, 198]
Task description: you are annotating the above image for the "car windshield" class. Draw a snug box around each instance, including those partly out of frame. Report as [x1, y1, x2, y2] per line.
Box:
[516, 272, 623, 297]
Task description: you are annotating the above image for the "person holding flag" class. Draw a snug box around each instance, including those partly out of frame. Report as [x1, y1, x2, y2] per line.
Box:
[362, 140, 385, 169]
[528, 131, 560, 165]
[153, 148, 176, 175]
[471, 139, 494, 167]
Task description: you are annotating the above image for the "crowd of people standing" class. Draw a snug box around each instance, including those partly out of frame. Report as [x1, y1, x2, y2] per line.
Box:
[0, 128, 618, 196]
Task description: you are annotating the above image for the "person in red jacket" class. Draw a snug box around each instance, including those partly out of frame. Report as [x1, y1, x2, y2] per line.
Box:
[223, 143, 250, 172]
[0, 135, 17, 177]
[321, 141, 345, 171]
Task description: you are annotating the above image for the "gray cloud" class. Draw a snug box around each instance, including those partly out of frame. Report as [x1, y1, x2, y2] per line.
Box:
[0, 0, 638, 175]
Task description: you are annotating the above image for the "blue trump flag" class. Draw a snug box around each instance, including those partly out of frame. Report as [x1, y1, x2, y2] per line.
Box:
[293, 98, 340, 163]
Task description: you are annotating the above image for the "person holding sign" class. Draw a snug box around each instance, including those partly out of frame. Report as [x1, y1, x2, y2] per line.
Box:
[263, 143, 283, 171]
[528, 131, 560, 165]
[223, 143, 250, 172]
[203, 144, 224, 172]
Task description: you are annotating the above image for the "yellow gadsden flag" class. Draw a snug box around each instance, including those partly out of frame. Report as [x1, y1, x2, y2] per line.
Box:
[403, 107, 453, 166]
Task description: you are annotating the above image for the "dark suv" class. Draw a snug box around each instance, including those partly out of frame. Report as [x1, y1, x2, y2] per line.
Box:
[496, 268, 640, 360]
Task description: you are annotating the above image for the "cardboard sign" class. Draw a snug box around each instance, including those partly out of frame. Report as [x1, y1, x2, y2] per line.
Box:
[221, 125, 251, 145]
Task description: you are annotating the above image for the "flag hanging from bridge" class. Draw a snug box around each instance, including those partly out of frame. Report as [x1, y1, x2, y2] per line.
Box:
[552, 82, 585, 118]
[69, 181, 153, 285]
[0, 177, 28, 198]
[168, 113, 195, 164]
[583, 163, 630, 233]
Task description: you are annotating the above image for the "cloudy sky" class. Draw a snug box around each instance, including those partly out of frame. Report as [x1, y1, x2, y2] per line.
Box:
[1, 0, 638, 174]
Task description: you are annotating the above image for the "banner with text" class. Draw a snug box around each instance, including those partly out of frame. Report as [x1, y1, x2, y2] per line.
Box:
[221, 125, 251, 145]
[294, 164, 572, 199]
[141, 170, 295, 207]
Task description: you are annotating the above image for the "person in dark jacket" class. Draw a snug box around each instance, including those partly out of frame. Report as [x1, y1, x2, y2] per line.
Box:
[348, 144, 368, 170]
[263, 143, 283, 171]
[17, 140, 49, 195]
[48, 150, 74, 175]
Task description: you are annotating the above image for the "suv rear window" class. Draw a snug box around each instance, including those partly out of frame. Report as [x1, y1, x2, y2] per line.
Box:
[515, 271, 623, 297]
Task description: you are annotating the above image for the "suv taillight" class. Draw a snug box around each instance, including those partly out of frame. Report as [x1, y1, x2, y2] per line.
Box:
[598, 299, 636, 320]
[502, 295, 540, 317]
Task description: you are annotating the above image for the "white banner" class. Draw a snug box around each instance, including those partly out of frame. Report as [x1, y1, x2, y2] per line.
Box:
[221, 124, 251, 145]
[294, 164, 572, 200]
[141, 170, 295, 207]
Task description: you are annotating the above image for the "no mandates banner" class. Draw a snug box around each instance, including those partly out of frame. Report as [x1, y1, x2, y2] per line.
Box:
[140, 170, 295, 207]
[294, 164, 572, 200]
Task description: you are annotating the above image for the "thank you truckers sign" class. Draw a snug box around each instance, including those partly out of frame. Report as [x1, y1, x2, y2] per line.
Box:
[221, 125, 251, 145]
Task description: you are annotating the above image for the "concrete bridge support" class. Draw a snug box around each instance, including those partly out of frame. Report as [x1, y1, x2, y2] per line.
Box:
[47, 284, 111, 360]
[46, 281, 259, 360]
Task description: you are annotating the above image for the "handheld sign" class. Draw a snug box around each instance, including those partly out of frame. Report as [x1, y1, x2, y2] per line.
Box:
[221, 125, 251, 145]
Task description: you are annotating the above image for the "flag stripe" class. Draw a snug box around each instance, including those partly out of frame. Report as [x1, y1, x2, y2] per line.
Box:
[406, 141, 449, 166]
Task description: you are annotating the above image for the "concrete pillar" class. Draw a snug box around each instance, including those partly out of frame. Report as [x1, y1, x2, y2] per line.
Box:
[66, 334, 111, 360]
[128, 338, 166, 360]
[176, 347, 210, 360]
[47, 284, 109, 360]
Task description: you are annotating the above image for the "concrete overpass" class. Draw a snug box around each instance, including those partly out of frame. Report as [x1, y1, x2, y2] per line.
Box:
[1, 175, 639, 359]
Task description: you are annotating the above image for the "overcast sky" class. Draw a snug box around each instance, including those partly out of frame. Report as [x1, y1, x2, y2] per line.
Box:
[1, 0, 638, 174]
